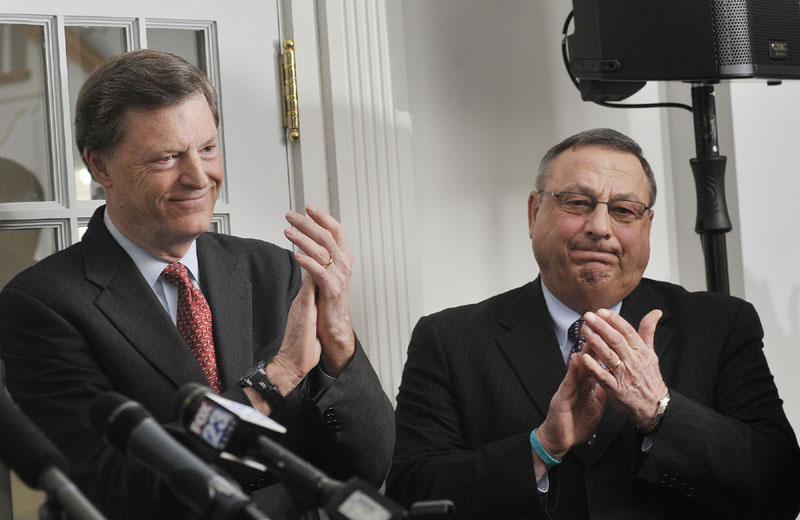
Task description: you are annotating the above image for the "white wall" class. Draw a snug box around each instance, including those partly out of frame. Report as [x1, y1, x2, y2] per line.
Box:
[726, 81, 800, 432]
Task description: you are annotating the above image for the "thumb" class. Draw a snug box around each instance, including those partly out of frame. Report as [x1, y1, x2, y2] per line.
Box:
[298, 272, 317, 300]
[559, 353, 581, 397]
[638, 309, 663, 349]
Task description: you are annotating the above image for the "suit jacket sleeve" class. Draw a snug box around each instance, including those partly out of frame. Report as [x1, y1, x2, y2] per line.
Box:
[387, 315, 549, 520]
[635, 299, 800, 519]
[240, 245, 395, 489]
[303, 339, 395, 485]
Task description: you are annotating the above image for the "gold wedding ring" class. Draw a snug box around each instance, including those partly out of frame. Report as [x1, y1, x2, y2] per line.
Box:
[609, 359, 623, 372]
[322, 257, 334, 268]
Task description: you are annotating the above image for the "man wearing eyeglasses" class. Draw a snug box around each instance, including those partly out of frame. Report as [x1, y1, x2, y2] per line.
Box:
[387, 128, 800, 519]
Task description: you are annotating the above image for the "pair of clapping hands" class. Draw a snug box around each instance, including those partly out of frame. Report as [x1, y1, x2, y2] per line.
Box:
[535, 308, 668, 465]
[242, 206, 355, 415]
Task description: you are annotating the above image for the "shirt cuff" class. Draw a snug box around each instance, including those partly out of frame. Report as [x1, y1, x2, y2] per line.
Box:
[316, 365, 336, 391]
[537, 470, 550, 493]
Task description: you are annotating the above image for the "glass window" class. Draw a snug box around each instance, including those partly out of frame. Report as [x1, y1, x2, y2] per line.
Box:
[147, 27, 207, 73]
[0, 24, 54, 202]
[65, 25, 128, 201]
[0, 226, 58, 289]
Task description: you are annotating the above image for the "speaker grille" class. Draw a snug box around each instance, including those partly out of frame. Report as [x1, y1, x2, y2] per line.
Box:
[748, 1, 800, 64]
[711, 0, 753, 66]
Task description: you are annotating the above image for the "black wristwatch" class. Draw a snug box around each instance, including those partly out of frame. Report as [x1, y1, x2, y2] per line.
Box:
[639, 392, 671, 434]
[239, 360, 285, 412]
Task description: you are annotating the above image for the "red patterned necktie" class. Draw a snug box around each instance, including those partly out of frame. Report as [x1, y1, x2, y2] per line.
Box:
[161, 262, 221, 393]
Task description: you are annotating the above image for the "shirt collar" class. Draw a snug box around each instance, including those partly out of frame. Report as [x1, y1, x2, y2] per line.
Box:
[103, 208, 201, 288]
[540, 280, 623, 352]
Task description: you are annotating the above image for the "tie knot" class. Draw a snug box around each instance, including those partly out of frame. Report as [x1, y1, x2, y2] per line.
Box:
[162, 262, 192, 288]
[568, 318, 585, 343]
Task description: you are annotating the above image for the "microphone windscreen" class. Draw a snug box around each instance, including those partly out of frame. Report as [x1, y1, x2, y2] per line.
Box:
[172, 383, 209, 427]
[89, 392, 149, 451]
[0, 394, 68, 488]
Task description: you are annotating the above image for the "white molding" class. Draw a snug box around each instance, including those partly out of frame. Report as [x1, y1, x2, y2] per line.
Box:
[0, 218, 69, 250]
[279, 0, 331, 214]
[210, 213, 230, 235]
[317, 0, 419, 402]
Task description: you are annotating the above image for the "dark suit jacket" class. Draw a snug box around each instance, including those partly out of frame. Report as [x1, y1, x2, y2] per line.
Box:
[0, 206, 394, 519]
[387, 278, 800, 519]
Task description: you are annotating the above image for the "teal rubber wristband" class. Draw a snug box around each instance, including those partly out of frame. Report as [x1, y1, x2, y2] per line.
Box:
[530, 428, 562, 466]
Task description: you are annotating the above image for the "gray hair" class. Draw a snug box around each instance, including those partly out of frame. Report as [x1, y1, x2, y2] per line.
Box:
[75, 49, 218, 170]
[535, 128, 657, 207]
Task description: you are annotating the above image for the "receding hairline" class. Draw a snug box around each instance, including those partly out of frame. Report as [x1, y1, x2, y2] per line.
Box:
[540, 143, 646, 183]
[536, 130, 657, 207]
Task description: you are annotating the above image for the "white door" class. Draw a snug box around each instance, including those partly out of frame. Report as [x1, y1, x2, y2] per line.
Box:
[0, 1, 296, 517]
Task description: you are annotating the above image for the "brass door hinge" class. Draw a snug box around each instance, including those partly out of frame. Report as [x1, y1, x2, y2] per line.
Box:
[281, 39, 300, 141]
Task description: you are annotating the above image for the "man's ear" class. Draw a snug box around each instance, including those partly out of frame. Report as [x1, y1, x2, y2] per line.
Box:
[84, 150, 112, 189]
[527, 190, 539, 238]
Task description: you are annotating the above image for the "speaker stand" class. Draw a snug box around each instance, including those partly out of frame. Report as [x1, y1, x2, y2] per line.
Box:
[689, 83, 733, 295]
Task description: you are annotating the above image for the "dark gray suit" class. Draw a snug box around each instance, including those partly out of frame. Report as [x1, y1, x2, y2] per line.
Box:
[387, 278, 800, 519]
[0, 206, 394, 519]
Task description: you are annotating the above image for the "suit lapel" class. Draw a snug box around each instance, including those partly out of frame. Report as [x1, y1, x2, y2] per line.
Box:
[83, 207, 206, 388]
[495, 280, 567, 418]
[197, 234, 253, 390]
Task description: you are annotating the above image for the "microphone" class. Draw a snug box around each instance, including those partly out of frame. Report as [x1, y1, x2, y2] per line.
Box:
[174, 383, 408, 520]
[89, 392, 269, 520]
[0, 394, 107, 520]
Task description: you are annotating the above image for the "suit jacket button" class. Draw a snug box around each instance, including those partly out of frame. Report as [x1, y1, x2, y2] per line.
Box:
[323, 407, 340, 432]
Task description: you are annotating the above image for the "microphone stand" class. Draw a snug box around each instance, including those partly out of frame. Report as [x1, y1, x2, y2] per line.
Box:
[689, 82, 733, 294]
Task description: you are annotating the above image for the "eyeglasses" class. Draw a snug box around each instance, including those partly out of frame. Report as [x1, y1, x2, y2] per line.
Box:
[537, 191, 652, 223]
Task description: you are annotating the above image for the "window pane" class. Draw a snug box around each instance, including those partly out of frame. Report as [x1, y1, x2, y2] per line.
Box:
[0, 24, 54, 202]
[147, 27, 207, 73]
[65, 26, 127, 201]
[0, 226, 57, 289]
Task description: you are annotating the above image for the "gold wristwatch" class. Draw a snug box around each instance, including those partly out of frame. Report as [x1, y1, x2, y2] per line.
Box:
[639, 392, 671, 434]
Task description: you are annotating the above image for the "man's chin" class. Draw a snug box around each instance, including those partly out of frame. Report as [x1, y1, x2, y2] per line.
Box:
[162, 218, 214, 242]
[576, 264, 616, 285]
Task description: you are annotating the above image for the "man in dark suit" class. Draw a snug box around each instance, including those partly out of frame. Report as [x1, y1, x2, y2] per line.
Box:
[0, 50, 393, 519]
[388, 128, 800, 519]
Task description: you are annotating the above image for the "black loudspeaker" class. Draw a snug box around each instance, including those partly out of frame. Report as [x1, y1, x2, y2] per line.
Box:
[568, 0, 800, 84]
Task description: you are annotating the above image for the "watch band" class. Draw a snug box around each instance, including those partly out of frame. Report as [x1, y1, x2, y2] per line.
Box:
[639, 392, 671, 434]
[239, 361, 286, 412]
